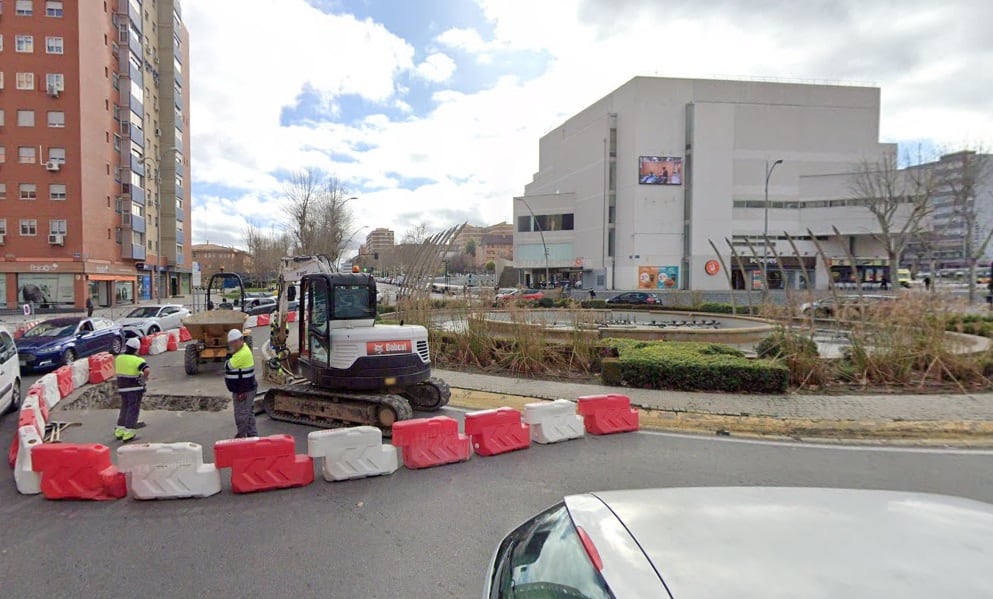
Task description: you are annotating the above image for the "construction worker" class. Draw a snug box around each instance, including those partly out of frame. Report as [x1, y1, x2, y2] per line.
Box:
[225, 329, 258, 438]
[115, 337, 149, 442]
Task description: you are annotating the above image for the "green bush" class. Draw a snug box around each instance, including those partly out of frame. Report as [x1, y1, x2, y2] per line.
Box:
[756, 330, 819, 359]
[580, 300, 608, 309]
[536, 297, 554, 308]
[598, 338, 788, 393]
[600, 357, 623, 385]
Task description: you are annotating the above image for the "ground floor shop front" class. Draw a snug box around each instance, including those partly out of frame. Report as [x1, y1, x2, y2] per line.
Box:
[0, 260, 150, 311]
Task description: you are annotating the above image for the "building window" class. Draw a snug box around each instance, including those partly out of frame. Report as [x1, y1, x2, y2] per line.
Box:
[20, 220, 38, 236]
[0, 147, 5, 164]
[45, 36, 64, 54]
[19, 183, 38, 200]
[15, 35, 34, 53]
[15, 1, 34, 17]
[49, 219, 67, 235]
[46, 73, 65, 92]
[0, 35, 4, 52]
[0, 110, 4, 126]
[16, 72, 35, 90]
[16, 110, 35, 127]
[47, 110, 65, 127]
[0, 184, 6, 200]
[18, 147, 36, 164]
[0, 220, 7, 236]
[49, 184, 67, 200]
[0, 72, 4, 90]
[48, 147, 66, 163]
[46, 1, 64, 17]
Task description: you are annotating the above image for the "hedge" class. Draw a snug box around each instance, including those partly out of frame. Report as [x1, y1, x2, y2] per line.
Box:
[600, 338, 788, 393]
[578, 301, 757, 315]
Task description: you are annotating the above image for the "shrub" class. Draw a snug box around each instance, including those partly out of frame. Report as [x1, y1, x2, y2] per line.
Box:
[580, 300, 608, 309]
[536, 297, 554, 308]
[696, 302, 735, 314]
[756, 330, 819, 359]
[599, 338, 788, 393]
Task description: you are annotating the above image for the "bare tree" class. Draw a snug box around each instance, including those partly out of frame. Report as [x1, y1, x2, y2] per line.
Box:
[401, 223, 429, 245]
[942, 148, 993, 303]
[282, 168, 355, 264]
[849, 150, 936, 279]
[245, 224, 291, 286]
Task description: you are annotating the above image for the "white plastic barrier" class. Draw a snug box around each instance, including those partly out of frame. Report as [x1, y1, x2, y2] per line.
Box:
[117, 442, 222, 500]
[166, 329, 181, 346]
[35, 373, 62, 411]
[147, 333, 169, 356]
[19, 394, 47, 436]
[524, 399, 585, 444]
[71, 358, 90, 390]
[244, 315, 258, 329]
[13, 426, 43, 495]
[307, 427, 399, 482]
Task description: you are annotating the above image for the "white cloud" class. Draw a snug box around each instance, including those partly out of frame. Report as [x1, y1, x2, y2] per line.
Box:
[435, 27, 491, 53]
[414, 52, 457, 82]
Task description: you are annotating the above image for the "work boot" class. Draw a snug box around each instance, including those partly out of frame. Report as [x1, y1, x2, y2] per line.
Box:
[120, 430, 137, 442]
[134, 422, 147, 429]
[114, 426, 126, 440]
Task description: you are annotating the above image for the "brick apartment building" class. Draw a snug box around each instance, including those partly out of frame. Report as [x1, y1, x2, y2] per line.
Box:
[0, 0, 191, 310]
[191, 243, 252, 281]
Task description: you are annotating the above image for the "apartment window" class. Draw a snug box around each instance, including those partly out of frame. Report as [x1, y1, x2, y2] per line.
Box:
[0, 147, 5, 164]
[20, 220, 38, 236]
[113, 134, 121, 152]
[17, 110, 35, 127]
[48, 147, 65, 163]
[46, 1, 64, 17]
[45, 37, 63, 54]
[0, 72, 4, 90]
[47, 111, 65, 127]
[0, 220, 6, 236]
[49, 184, 67, 200]
[19, 184, 38, 200]
[18, 147, 36, 164]
[0, 184, 6, 200]
[112, 73, 120, 90]
[0, 35, 4, 52]
[16, 72, 35, 90]
[15, 36, 34, 53]
[45, 73, 64, 92]
[49, 219, 67, 235]
[16, 1, 34, 17]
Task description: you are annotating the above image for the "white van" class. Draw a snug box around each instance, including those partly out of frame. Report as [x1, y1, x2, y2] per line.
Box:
[0, 326, 23, 415]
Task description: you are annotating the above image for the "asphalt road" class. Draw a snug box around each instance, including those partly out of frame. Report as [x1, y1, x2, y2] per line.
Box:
[2, 404, 993, 598]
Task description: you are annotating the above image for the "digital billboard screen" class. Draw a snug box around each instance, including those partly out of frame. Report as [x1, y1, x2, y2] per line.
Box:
[638, 156, 683, 185]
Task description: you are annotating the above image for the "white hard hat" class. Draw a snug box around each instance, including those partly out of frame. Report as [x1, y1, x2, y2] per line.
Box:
[227, 329, 244, 343]
[125, 337, 141, 351]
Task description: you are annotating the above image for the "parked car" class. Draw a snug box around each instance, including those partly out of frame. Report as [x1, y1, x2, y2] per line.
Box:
[117, 304, 191, 338]
[799, 294, 893, 318]
[495, 288, 520, 301]
[520, 289, 545, 301]
[605, 291, 663, 305]
[16, 317, 125, 371]
[0, 326, 22, 415]
[241, 296, 278, 316]
[482, 487, 993, 598]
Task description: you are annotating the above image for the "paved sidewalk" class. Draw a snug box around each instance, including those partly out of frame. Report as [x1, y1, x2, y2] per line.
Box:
[434, 369, 993, 422]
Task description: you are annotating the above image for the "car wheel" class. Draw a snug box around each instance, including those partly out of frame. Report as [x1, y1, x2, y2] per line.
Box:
[62, 348, 77, 366]
[7, 379, 21, 414]
[147, 325, 160, 334]
[110, 337, 123, 355]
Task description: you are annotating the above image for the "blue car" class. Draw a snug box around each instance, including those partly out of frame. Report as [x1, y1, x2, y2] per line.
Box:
[17, 317, 125, 372]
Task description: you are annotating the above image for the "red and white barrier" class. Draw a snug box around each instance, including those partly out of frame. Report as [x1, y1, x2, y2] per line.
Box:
[523, 400, 585, 444]
[147, 333, 169, 355]
[88, 352, 115, 384]
[13, 426, 44, 495]
[244, 315, 259, 329]
[178, 327, 193, 342]
[117, 442, 222, 500]
[307, 427, 398, 482]
[577, 394, 639, 435]
[214, 435, 314, 493]
[138, 336, 152, 356]
[19, 394, 48, 436]
[166, 329, 181, 351]
[391, 416, 471, 469]
[14, 320, 43, 339]
[286, 311, 297, 323]
[464, 408, 531, 457]
[256, 313, 271, 327]
[71, 359, 90, 390]
[29, 375, 61, 412]
[31, 443, 128, 500]
[53, 365, 75, 399]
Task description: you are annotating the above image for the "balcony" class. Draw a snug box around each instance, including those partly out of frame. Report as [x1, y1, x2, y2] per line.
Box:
[122, 242, 146, 260]
[176, 229, 185, 244]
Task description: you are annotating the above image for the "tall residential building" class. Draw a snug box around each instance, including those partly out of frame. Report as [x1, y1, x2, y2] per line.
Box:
[364, 228, 395, 257]
[0, 0, 191, 310]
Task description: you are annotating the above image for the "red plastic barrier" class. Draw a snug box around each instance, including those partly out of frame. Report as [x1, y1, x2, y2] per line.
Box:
[256, 313, 271, 327]
[179, 326, 193, 342]
[26, 387, 50, 422]
[18, 403, 44, 437]
[30, 443, 127, 500]
[464, 408, 531, 457]
[7, 435, 17, 469]
[54, 365, 74, 399]
[213, 434, 314, 493]
[88, 353, 116, 384]
[576, 394, 639, 435]
[391, 416, 471, 469]
[166, 335, 179, 352]
[286, 311, 297, 323]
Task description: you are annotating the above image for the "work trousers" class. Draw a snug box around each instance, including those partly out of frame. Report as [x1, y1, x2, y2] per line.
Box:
[233, 391, 258, 438]
[117, 390, 143, 429]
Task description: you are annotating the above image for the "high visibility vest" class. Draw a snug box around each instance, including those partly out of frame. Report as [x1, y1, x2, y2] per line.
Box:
[224, 343, 257, 393]
[116, 353, 147, 393]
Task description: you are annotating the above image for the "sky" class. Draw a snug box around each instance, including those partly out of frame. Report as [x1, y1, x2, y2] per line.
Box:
[184, 0, 993, 250]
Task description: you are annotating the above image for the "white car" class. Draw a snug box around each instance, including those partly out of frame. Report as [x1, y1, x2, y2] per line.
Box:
[0, 326, 22, 415]
[117, 304, 191, 337]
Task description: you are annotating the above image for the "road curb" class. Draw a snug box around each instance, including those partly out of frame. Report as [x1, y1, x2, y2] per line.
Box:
[448, 388, 993, 447]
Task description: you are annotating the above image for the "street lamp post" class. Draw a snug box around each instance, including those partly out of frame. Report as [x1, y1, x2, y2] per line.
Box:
[763, 159, 784, 295]
[515, 197, 551, 286]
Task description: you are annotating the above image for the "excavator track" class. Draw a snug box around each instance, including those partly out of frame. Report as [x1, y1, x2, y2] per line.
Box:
[262, 383, 414, 436]
[401, 377, 452, 411]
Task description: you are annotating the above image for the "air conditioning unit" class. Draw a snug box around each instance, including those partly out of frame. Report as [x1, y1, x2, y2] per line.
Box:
[45, 160, 61, 172]
[0, 234, 6, 245]
[48, 234, 65, 246]
[47, 85, 60, 97]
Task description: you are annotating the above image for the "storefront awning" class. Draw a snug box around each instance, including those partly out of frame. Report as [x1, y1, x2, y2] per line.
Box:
[88, 274, 135, 282]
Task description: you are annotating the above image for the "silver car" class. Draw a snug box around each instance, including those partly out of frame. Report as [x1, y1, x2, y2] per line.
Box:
[117, 304, 191, 337]
[483, 487, 993, 598]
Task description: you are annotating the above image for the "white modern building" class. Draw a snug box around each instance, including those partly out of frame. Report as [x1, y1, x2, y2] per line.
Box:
[513, 77, 901, 291]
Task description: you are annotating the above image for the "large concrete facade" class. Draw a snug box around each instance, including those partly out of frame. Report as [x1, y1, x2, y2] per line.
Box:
[514, 77, 894, 291]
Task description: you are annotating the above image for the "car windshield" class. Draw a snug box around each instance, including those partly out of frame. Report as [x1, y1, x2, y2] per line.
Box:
[22, 322, 77, 338]
[127, 307, 161, 318]
[493, 503, 613, 599]
[332, 285, 375, 320]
